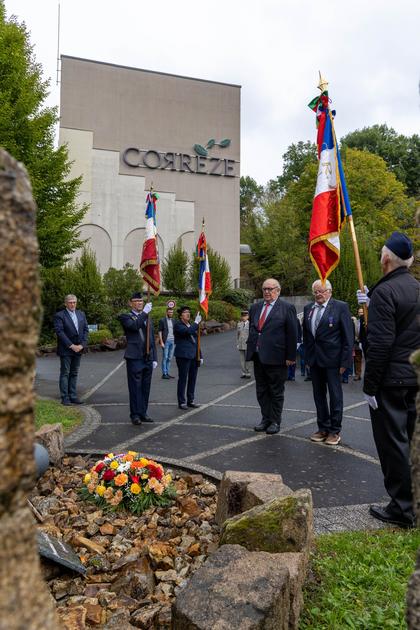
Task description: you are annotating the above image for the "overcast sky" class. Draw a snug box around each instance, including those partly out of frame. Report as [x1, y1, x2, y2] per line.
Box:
[6, 0, 420, 185]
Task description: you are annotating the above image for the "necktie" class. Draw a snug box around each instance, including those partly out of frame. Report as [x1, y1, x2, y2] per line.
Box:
[313, 304, 323, 334]
[258, 303, 270, 331]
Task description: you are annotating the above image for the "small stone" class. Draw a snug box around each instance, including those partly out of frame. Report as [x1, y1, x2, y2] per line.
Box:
[58, 605, 87, 630]
[200, 483, 217, 497]
[130, 604, 161, 628]
[73, 535, 106, 555]
[100, 523, 116, 536]
[155, 569, 178, 583]
[84, 602, 103, 625]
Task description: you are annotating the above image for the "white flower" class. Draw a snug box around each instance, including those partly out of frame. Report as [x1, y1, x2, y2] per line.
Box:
[117, 461, 131, 472]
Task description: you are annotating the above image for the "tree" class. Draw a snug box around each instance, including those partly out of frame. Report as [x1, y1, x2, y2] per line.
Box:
[103, 264, 143, 312]
[161, 244, 189, 296]
[240, 175, 264, 241]
[189, 245, 231, 298]
[0, 2, 86, 268]
[67, 249, 110, 325]
[341, 124, 420, 199]
[267, 141, 317, 198]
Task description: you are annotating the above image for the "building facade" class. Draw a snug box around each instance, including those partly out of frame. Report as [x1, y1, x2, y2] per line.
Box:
[59, 56, 241, 284]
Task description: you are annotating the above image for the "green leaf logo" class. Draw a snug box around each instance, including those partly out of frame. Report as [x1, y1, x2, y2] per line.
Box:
[218, 138, 231, 148]
[193, 144, 208, 157]
[206, 139, 215, 149]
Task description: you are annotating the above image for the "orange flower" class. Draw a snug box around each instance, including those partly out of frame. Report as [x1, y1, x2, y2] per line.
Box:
[114, 473, 128, 486]
[123, 453, 134, 462]
[110, 489, 123, 506]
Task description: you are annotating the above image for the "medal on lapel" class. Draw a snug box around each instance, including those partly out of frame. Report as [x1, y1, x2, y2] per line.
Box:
[328, 316, 334, 328]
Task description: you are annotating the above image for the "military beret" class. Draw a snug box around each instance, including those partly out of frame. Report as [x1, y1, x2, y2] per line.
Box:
[130, 292, 144, 300]
[177, 305, 191, 315]
[385, 231, 413, 260]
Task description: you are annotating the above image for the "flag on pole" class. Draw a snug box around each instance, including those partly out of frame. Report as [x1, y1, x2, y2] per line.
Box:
[140, 191, 161, 295]
[197, 227, 212, 317]
[308, 86, 352, 282]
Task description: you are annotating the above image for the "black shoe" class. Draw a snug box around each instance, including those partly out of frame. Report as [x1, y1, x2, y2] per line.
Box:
[266, 423, 280, 434]
[187, 403, 200, 408]
[304, 377, 312, 381]
[162, 374, 170, 379]
[245, 374, 252, 379]
[131, 416, 142, 425]
[178, 404, 188, 410]
[168, 374, 175, 379]
[61, 400, 72, 406]
[240, 374, 247, 379]
[254, 420, 271, 432]
[369, 505, 414, 528]
[140, 415, 154, 423]
[70, 398, 84, 405]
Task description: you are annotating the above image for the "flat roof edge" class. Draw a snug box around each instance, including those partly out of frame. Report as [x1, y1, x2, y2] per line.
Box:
[61, 55, 242, 89]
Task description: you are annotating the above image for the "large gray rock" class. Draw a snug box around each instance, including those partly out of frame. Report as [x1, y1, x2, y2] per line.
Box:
[220, 490, 313, 556]
[35, 422, 64, 466]
[215, 471, 293, 525]
[172, 544, 291, 629]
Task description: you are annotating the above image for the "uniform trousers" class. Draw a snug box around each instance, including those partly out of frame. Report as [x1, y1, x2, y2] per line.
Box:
[176, 357, 199, 406]
[126, 359, 153, 419]
[370, 386, 416, 520]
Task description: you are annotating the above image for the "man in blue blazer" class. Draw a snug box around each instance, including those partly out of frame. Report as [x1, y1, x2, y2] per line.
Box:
[303, 279, 353, 445]
[118, 292, 157, 425]
[246, 278, 298, 434]
[53, 294, 89, 405]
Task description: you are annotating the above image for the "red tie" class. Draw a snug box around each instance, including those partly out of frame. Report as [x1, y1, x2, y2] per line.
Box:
[258, 303, 270, 331]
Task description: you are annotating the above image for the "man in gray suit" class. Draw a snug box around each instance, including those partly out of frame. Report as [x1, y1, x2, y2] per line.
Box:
[246, 278, 297, 434]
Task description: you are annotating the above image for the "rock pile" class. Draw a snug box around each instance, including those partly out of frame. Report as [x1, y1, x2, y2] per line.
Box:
[29, 456, 219, 629]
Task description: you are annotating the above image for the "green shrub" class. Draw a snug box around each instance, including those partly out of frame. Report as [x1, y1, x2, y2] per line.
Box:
[161, 244, 189, 295]
[208, 300, 240, 322]
[69, 249, 111, 326]
[88, 328, 113, 344]
[103, 264, 143, 312]
[221, 288, 254, 309]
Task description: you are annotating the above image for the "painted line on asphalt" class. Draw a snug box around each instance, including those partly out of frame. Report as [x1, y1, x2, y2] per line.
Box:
[185, 433, 269, 462]
[110, 378, 256, 453]
[281, 433, 380, 464]
[81, 360, 125, 402]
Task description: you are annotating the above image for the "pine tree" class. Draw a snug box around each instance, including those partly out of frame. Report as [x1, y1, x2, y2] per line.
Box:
[0, 2, 86, 268]
[162, 244, 189, 296]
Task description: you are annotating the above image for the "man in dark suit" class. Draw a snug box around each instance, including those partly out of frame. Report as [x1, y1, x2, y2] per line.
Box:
[53, 294, 89, 405]
[246, 278, 297, 435]
[303, 279, 353, 445]
[118, 292, 157, 425]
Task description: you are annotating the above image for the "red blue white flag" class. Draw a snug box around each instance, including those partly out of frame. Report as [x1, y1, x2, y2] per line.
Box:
[197, 229, 212, 317]
[308, 92, 352, 282]
[140, 191, 161, 295]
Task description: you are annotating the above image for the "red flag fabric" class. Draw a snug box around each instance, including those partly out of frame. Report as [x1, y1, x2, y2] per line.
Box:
[140, 192, 161, 295]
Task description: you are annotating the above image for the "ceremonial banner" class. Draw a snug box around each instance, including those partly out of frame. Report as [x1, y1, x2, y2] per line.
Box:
[140, 191, 161, 294]
[308, 90, 352, 282]
[197, 229, 212, 317]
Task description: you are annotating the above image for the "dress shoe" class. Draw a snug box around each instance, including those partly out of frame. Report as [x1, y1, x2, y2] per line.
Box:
[61, 400, 72, 406]
[304, 377, 312, 381]
[254, 420, 271, 432]
[162, 374, 170, 379]
[240, 374, 247, 379]
[187, 403, 200, 408]
[266, 423, 280, 434]
[131, 416, 142, 425]
[369, 504, 414, 528]
[325, 433, 341, 446]
[168, 374, 175, 379]
[70, 398, 84, 405]
[178, 404, 188, 410]
[140, 415, 154, 423]
[310, 430, 328, 442]
[353, 376, 361, 381]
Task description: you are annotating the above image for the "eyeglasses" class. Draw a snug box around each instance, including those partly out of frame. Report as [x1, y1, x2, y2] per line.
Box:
[262, 287, 279, 292]
[313, 289, 330, 295]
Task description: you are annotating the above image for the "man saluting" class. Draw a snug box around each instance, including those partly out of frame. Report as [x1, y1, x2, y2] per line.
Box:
[118, 292, 157, 426]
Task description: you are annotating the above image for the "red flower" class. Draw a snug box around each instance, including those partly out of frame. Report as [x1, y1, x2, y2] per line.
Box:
[147, 463, 163, 480]
[130, 475, 140, 484]
[95, 462, 106, 473]
[103, 469, 116, 481]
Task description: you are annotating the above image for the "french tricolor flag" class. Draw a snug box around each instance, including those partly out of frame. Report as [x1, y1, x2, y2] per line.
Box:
[140, 192, 161, 295]
[197, 230, 212, 317]
[308, 93, 352, 282]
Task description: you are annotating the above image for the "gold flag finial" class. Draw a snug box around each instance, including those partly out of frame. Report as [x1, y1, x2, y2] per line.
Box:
[318, 71, 328, 93]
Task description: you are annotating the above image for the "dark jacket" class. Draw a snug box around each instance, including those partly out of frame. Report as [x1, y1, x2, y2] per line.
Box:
[158, 317, 174, 344]
[303, 298, 353, 369]
[174, 320, 200, 360]
[246, 298, 297, 365]
[363, 267, 420, 395]
[118, 311, 156, 362]
[53, 309, 89, 357]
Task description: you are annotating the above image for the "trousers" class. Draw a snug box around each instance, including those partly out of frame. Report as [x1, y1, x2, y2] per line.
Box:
[253, 354, 287, 425]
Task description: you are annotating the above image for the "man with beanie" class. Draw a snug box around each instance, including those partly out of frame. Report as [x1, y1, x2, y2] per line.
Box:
[357, 231, 419, 527]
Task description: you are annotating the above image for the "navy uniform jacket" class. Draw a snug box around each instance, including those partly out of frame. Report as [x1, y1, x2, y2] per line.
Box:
[246, 298, 298, 365]
[174, 320, 200, 360]
[118, 311, 156, 362]
[53, 309, 89, 357]
[303, 298, 353, 369]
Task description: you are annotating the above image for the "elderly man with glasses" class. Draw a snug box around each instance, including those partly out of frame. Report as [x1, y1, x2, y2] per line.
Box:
[303, 279, 353, 445]
[246, 278, 298, 434]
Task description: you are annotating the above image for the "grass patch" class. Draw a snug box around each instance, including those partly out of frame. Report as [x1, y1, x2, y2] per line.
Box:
[35, 398, 83, 434]
[300, 529, 420, 629]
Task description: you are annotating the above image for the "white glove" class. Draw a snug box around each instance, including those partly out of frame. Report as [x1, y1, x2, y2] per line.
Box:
[194, 313, 202, 324]
[363, 393, 378, 410]
[296, 343, 301, 350]
[356, 286, 370, 306]
[200, 358, 204, 365]
[152, 361, 158, 369]
[143, 302, 152, 314]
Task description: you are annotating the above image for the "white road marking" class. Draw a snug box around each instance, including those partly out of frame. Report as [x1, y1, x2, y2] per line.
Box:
[81, 360, 125, 401]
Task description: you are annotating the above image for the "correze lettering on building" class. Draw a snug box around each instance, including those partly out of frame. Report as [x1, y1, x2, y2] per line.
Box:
[122, 142, 237, 177]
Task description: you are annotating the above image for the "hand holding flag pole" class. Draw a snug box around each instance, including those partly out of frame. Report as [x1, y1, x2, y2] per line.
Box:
[308, 73, 367, 323]
[196, 219, 212, 363]
[140, 182, 161, 355]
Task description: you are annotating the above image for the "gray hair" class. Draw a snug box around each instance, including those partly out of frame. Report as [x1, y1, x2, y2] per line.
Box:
[312, 279, 332, 291]
[64, 294, 77, 302]
[382, 245, 413, 269]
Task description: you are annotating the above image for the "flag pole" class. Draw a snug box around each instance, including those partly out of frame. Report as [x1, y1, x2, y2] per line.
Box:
[145, 182, 154, 356]
[196, 217, 205, 363]
[320, 74, 368, 323]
